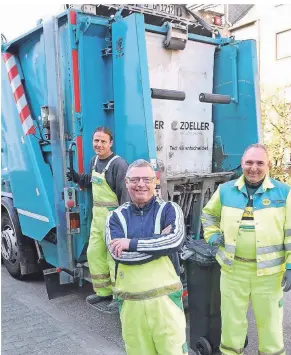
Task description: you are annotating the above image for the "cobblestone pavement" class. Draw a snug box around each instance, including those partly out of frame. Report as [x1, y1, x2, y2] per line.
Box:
[1, 266, 291, 355]
[1, 267, 124, 355]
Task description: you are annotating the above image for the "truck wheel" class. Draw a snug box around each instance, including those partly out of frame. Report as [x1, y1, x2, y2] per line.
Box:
[196, 337, 212, 355]
[1, 212, 22, 279]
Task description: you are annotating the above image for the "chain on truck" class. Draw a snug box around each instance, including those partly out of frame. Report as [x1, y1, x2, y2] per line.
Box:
[1, 4, 261, 307]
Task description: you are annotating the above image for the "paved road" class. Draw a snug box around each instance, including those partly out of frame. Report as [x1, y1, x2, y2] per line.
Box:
[2, 266, 291, 355]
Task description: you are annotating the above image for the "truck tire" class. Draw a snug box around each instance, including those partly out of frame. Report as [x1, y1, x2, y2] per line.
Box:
[1, 211, 22, 279]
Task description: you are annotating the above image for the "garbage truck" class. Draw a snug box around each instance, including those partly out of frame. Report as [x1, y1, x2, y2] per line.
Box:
[1, 3, 260, 313]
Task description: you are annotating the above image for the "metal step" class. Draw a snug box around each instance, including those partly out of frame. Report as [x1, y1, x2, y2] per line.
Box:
[88, 299, 118, 314]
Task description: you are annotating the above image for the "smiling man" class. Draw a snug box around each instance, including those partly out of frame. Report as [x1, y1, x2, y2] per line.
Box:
[201, 144, 291, 355]
[105, 159, 188, 355]
[66, 127, 129, 311]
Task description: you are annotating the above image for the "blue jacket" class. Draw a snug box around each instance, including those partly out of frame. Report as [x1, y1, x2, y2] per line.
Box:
[105, 196, 185, 275]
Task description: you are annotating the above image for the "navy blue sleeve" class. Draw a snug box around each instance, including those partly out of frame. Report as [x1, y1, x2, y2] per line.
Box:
[129, 202, 185, 256]
[105, 207, 151, 263]
[106, 211, 126, 242]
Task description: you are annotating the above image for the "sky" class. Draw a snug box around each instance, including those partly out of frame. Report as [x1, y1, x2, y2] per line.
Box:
[1, 1, 265, 42]
[0, 1, 284, 42]
[1, 3, 65, 41]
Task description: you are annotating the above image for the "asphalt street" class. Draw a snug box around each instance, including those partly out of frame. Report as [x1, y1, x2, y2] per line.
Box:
[1, 266, 291, 355]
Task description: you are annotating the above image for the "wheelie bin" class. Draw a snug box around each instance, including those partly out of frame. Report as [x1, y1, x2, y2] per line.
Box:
[186, 239, 220, 355]
[186, 239, 248, 355]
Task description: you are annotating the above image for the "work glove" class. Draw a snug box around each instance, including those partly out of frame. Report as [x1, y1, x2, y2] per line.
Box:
[210, 234, 225, 247]
[66, 168, 80, 183]
[281, 270, 291, 292]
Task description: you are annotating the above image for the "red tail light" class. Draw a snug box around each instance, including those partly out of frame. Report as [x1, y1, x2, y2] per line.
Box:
[182, 289, 188, 298]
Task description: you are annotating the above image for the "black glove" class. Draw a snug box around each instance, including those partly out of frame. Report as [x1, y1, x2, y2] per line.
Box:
[66, 168, 80, 183]
[211, 234, 225, 247]
[281, 270, 291, 292]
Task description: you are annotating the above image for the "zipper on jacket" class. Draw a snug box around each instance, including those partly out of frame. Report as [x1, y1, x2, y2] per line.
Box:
[140, 209, 144, 237]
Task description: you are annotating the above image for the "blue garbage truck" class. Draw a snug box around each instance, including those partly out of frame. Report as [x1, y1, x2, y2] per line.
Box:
[1, 5, 261, 299]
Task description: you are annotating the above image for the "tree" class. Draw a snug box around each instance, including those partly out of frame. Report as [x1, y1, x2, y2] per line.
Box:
[261, 88, 291, 185]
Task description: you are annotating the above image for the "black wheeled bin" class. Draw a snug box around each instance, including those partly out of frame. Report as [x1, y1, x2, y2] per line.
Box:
[186, 239, 220, 355]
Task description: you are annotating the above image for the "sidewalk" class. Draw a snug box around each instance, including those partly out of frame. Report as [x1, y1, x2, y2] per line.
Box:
[1, 267, 124, 355]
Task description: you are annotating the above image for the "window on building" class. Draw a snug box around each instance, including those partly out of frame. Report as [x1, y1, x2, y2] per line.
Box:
[276, 29, 291, 60]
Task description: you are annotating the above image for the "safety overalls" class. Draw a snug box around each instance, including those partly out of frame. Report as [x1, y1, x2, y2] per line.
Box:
[114, 204, 188, 355]
[87, 155, 119, 297]
[220, 194, 285, 355]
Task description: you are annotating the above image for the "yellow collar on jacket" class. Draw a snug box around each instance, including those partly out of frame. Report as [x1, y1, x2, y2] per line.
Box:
[234, 174, 275, 193]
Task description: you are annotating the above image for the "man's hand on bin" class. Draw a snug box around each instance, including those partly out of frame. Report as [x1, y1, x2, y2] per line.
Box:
[66, 168, 79, 183]
[281, 270, 291, 292]
[209, 234, 225, 247]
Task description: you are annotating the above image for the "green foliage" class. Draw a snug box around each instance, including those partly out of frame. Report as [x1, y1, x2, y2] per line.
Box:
[261, 88, 291, 185]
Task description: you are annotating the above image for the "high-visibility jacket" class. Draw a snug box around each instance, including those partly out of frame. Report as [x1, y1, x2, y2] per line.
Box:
[201, 175, 291, 276]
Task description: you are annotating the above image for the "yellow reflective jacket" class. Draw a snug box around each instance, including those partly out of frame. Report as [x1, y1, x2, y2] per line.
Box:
[201, 175, 291, 276]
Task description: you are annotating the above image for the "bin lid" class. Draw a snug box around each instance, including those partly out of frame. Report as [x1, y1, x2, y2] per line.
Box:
[186, 239, 218, 265]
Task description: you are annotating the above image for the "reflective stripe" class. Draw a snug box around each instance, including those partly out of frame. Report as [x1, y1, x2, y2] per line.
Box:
[235, 256, 256, 262]
[5, 54, 16, 72]
[258, 347, 285, 355]
[285, 243, 291, 251]
[93, 155, 120, 171]
[1, 192, 13, 198]
[93, 201, 118, 208]
[90, 273, 110, 280]
[10, 73, 21, 93]
[285, 229, 291, 237]
[201, 212, 220, 227]
[257, 244, 284, 255]
[220, 343, 244, 354]
[92, 281, 111, 288]
[154, 201, 167, 234]
[225, 244, 236, 253]
[257, 257, 285, 269]
[22, 115, 35, 135]
[93, 156, 98, 169]
[104, 155, 119, 172]
[217, 249, 232, 266]
[113, 282, 182, 300]
[17, 209, 49, 222]
[115, 210, 128, 238]
[16, 94, 27, 113]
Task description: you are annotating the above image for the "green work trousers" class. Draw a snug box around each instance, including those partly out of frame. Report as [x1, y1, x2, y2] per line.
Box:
[220, 259, 285, 355]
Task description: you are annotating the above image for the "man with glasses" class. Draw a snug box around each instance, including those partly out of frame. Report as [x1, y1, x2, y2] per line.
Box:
[105, 159, 188, 355]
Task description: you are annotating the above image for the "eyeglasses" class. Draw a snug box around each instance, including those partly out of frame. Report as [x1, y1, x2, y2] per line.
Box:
[127, 177, 155, 184]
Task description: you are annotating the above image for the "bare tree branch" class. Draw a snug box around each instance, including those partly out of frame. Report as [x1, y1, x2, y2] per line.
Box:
[261, 88, 291, 184]
[269, 120, 283, 134]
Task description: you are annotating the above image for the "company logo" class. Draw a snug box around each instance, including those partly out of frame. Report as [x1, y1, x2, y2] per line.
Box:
[171, 121, 179, 131]
[263, 199, 271, 206]
[170, 121, 210, 131]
